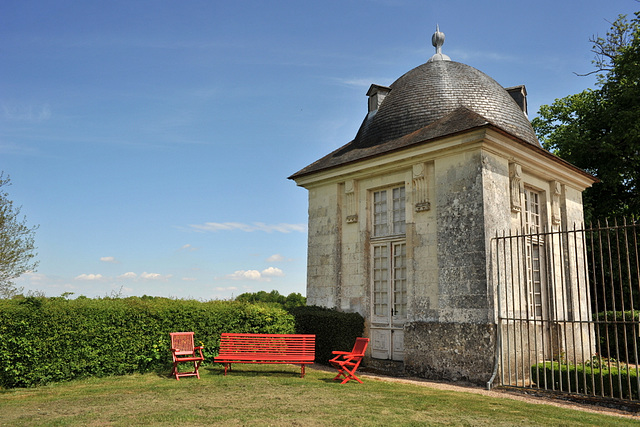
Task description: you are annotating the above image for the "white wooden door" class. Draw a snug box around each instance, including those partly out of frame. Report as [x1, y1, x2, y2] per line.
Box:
[371, 241, 406, 361]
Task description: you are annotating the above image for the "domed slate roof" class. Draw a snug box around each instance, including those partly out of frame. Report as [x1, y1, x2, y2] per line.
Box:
[351, 60, 540, 150]
[290, 30, 541, 179]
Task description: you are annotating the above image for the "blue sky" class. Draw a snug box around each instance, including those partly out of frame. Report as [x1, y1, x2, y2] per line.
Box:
[2, 0, 638, 300]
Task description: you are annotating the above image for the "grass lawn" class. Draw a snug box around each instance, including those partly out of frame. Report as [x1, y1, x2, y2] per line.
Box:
[0, 364, 637, 426]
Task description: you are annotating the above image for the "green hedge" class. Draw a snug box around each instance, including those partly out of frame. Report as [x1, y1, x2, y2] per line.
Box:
[595, 311, 640, 364]
[291, 305, 364, 363]
[531, 361, 640, 400]
[0, 296, 294, 388]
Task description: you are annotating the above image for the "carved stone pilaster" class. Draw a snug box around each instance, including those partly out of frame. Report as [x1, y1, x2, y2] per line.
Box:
[413, 163, 430, 212]
[345, 179, 358, 223]
[551, 180, 562, 225]
[509, 163, 523, 213]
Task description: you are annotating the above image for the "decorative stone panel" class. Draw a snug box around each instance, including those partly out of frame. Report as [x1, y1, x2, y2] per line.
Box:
[413, 163, 431, 212]
[344, 179, 358, 223]
[509, 163, 523, 213]
[551, 180, 562, 226]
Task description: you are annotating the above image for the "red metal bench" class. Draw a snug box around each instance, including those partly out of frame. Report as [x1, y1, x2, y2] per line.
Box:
[214, 333, 316, 378]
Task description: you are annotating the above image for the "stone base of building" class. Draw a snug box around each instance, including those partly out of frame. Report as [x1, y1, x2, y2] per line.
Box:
[403, 321, 496, 385]
[363, 358, 406, 377]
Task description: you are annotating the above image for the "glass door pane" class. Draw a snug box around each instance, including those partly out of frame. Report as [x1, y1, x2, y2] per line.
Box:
[373, 244, 389, 317]
[393, 242, 407, 318]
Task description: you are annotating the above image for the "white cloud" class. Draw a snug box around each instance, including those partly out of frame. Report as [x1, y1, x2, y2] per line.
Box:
[140, 272, 172, 281]
[222, 267, 284, 282]
[266, 254, 294, 262]
[337, 78, 381, 88]
[261, 267, 284, 277]
[100, 256, 118, 263]
[75, 273, 104, 281]
[225, 270, 262, 281]
[16, 272, 48, 284]
[180, 244, 198, 252]
[0, 142, 40, 156]
[117, 271, 172, 281]
[182, 277, 197, 281]
[189, 222, 306, 233]
[449, 48, 520, 64]
[2, 102, 51, 122]
[214, 286, 238, 292]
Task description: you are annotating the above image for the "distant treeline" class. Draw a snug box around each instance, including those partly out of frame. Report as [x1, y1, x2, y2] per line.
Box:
[234, 290, 306, 311]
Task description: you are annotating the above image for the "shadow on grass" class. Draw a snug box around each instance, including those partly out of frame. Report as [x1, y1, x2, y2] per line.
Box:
[202, 364, 354, 384]
[202, 364, 312, 379]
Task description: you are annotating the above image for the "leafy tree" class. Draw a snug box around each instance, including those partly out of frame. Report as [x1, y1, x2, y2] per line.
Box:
[283, 292, 306, 311]
[235, 290, 285, 305]
[532, 12, 640, 222]
[235, 290, 306, 311]
[0, 173, 39, 298]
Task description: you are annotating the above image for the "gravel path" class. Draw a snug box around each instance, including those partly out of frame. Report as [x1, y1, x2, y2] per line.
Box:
[312, 364, 639, 420]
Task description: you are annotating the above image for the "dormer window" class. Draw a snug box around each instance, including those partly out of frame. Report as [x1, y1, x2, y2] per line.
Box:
[506, 85, 528, 118]
[367, 84, 391, 113]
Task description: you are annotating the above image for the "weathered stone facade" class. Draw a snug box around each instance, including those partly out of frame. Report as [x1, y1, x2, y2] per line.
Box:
[404, 322, 496, 383]
[290, 30, 596, 385]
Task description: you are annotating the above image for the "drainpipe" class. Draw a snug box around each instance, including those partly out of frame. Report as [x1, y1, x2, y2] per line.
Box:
[486, 320, 501, 390]
[486, 231, 501, 390]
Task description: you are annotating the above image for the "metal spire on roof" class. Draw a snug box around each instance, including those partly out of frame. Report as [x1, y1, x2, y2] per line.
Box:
[428, 24, 451, 62]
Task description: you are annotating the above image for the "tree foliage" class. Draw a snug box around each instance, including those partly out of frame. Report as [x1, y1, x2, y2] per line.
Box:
[532, 12, 640, 222]
[584, 12, 637, 80]
[235, 290, 306, 311]
[0, 173, 39, 298]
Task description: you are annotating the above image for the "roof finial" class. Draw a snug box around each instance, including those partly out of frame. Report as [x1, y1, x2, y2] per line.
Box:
[428, 24, 451, 62]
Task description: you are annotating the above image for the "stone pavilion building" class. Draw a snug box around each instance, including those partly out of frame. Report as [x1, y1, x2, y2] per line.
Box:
[289, 28, 596, 383]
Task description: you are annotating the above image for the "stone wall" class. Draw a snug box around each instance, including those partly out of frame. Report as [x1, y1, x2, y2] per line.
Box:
[435, 151, 492, 324]
[404, 321, 496, 384]
[305, 184, 341, 308]
[298, 129, 593, 383]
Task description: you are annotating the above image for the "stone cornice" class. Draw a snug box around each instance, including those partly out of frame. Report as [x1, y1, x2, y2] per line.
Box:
[291, 124, 596, 191]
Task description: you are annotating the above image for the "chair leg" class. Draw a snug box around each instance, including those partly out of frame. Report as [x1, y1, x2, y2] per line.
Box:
[332, 368, 346, 381]
[194, 360, 201, 379]
[340, 367, 363, 384]
[172, 359, 203, 380]
[332, 363, 363, 384]
[330, 362, 343, 381]
[172, 362, 180, 380]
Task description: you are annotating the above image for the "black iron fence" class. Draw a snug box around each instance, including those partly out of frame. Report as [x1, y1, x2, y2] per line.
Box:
[493, 219, 640, 401]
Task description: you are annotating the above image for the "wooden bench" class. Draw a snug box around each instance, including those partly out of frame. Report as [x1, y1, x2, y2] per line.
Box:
[214, 333, 316, 378]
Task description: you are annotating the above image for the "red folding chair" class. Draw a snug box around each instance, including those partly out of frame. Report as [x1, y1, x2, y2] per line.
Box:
[329, 337, 369, 384]
[170, 332, 204, 380]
